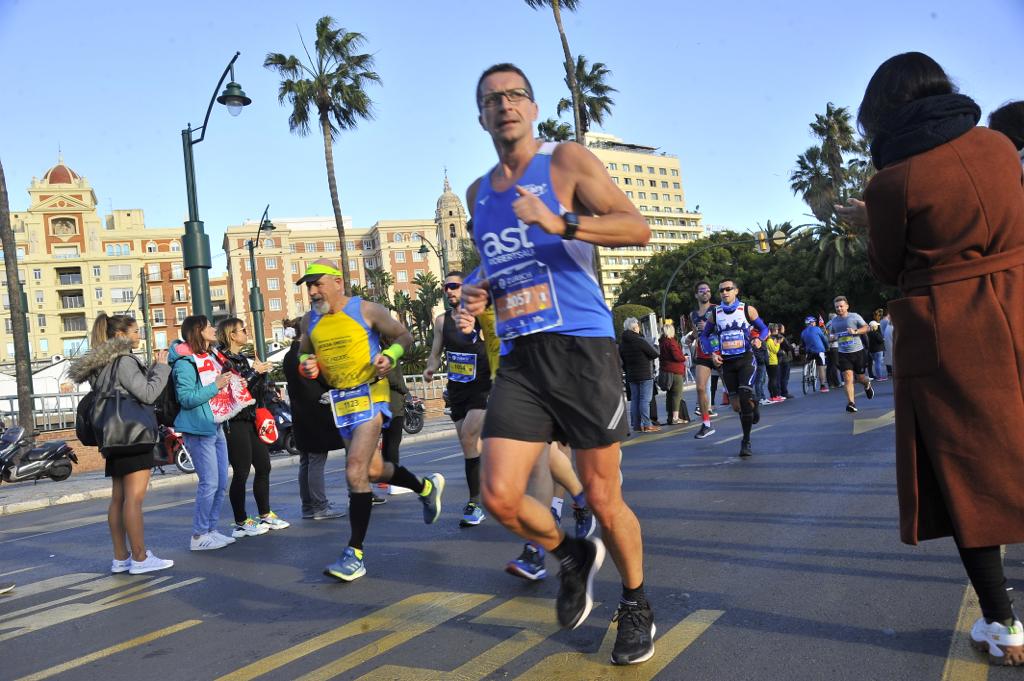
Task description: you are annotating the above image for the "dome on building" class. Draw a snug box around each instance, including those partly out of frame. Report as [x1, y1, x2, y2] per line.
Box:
[43, 157, 81, 185]
[435, 174, 466, 220]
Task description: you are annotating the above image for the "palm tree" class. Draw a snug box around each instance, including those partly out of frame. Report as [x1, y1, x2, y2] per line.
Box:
[364, 266, 394, 308]
[556, 56, 617, 135]
[790, 146, 835, 226]
[524, 0, 585, 143]
[0, 159, 32, 429]
[810, 103, 858, 187]
[264, 17, 381, 296]
[393, 291, 412, 329]
[538, 117, 573, 142]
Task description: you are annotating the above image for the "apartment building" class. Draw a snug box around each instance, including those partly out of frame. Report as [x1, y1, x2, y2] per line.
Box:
[585, 132, 705, 305]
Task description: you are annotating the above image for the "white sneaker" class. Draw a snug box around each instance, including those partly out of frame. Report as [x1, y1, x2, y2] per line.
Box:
[232, 518, 269, 538]
[111, 557, 131, 574]
[970, 616, 1024, 664]
[209, 530, 237, 545]
[190, 533, 227, 551]
[258, 511, 290, 530]
[129, 550, 174, 575]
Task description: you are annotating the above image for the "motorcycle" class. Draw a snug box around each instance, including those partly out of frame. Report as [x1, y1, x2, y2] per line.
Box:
[0, 426, 78, 484]
[154, 424, 194, 475]
[266, 396, 300, 456]
[403, 394, 425, 434]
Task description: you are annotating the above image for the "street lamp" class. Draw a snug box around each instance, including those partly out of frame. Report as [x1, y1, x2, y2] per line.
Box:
[181, 51, 252, 318]
[418, 234, 449, 279]
[246, 205, 275, 361]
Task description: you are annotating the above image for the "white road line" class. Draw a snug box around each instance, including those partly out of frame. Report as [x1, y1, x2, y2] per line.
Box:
[713, 425, 773, 445]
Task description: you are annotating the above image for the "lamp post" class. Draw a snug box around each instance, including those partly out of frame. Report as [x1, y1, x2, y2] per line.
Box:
[418, 234, 449, 279]
[246, 205, 275, 361]
[181, 51, 252, 318]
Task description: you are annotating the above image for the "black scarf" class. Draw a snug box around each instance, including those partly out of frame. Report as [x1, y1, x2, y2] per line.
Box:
[870, 93, 980, 169]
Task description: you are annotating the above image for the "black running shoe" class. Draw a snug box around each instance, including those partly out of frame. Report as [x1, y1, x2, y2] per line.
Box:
[865, 383, 874, 399]
[556, 537, 606, 629]
[694, 423, 715, 439]
[611, 599, 656, 665]
[371, 493, 387, 505]
[739, 440, 753, 458]
[846, 402, 858, 413]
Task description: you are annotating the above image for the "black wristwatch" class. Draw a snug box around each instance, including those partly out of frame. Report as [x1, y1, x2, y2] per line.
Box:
[561, 212, 579, 240]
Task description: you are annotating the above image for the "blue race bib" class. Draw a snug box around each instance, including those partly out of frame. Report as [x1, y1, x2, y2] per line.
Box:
[446, 351, 478, 383]
[719, 329, 747, 357]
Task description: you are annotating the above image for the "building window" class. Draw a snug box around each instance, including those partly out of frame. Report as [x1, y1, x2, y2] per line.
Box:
[35, 290, 44, 304]
[674, 195, 682, 202]
[396, 271, 408, 283]
[661, 181, 669, 188]
[267, 278, 280, 291]
[671, 169, 679, 176]
[609, 162, 618, 170]
[109, 264, 132, 281]
[170, 241, 181, 252]
[660, 168, 668, 175]
[649, 180, 656, 187]
[639, 205, 648, 211]
[291, 262, 298, 274]
[93, 265, 101, 278]
[362, 239, 373, 250]
[395, 251, 406, 263]
[155, 331, 167, 348]
[324, 242, 337, 252]
[623, 178, 632, 185]
[647, 166, 655, 174]
[149, 287, 163, 304]
[625, 191, 633, 199]
[111, 287, 134, 304]
[147, 263, 161, 281]
[289, 244, 296, 253]
[37, 314, 46, 328]
[176, 308, 187, 323]
[153, 309, 165, 325]
[62, 315, 88, 332]
[173, 287, 187, 302]
[54, 245, 80, 259]
[104, 243, 130, 257]
[264, 238, 274, 248]
[347, 241, 355, 251]
[638, 192, 646, 199]
[95, 287, 103, 300]
[412, 250, 424, 262]
[146, 241, 158, 253]
[305, 242, 316, 253]
[394, 233, 404, 243]
[673, 182, 680, 189]
[33, 268, 41, 280]
[269, 298, 281, 311]
[265, 257, 278, 269]
[39, 338, 48, 353]
[171, 263, 184, 279]
[611, 177, 619, 184]
[412, 233, 421, 242]
[634, 165, 642, 172]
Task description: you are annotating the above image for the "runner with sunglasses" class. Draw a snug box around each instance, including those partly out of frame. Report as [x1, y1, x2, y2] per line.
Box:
[698, 278, 770, 458]
[424, 271, 490, 527]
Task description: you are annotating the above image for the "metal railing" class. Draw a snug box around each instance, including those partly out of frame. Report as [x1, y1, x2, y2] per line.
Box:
[405, 373, 446, 400]
[0, 392, 87, 431]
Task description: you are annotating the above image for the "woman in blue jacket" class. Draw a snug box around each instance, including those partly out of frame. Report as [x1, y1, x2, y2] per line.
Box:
[171, 315, 235, 551]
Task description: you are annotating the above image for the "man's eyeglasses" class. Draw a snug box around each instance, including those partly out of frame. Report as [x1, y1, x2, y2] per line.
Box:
[479, 88, 532, 109]
[444, 282, 462, 291]
[719, 286, 735, 292]
[697, 288, 711, 294]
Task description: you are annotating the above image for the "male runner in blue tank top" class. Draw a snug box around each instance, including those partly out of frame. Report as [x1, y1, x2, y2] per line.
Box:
[698, 278, 771, 458]
[459, 63, 654, 666]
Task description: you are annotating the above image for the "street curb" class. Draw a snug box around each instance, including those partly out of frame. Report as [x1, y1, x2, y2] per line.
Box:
[0, 425, 457, 517]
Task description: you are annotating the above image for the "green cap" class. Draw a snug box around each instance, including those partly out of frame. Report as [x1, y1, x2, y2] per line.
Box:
[295, 262, 343, 286]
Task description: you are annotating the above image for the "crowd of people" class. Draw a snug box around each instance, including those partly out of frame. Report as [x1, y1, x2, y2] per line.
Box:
[11, 54, 1023, 669]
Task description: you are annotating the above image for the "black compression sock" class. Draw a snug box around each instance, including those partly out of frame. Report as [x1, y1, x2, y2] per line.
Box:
[551, 535, 584, 570]
[389, 466, 425, 494]
[348, 492, 373, 551]
[622, 581, 646, 604]
[465, 457, 481, 503]
[740, 413, 753, 440]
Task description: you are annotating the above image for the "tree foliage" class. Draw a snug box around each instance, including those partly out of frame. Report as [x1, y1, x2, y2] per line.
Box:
[556, 55, 617, 135]
[538, 118, 573, 142]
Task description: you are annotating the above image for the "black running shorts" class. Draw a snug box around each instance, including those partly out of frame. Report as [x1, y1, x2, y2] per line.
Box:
[448, 386, 490, 423]
[482, 333, 629, 449]
[720, 353, 756, 394]
[809, 352, 826, 366]
[836, 351, 867, 375]
[693, 356, 715, 370]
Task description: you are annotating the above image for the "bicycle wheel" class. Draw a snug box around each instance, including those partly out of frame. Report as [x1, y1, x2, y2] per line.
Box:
[802, 365, 811, 394]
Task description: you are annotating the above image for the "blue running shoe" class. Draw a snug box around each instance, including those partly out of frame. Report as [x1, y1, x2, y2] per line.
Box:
[506, 543, 547, 581]
[419, 473, 445, 524]
[324, 546, 366, 582]
[573, 505, 597, 539]
[459, 502, 485, 527]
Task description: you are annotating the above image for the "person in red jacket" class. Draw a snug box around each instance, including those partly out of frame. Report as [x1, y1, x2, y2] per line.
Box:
[658, 323, 690, 424]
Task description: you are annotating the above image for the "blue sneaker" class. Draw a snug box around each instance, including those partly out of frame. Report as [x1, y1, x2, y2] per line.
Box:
[506, 543, 548, 581]
[459, 502, 485, 527]
[419, 473, 445, 524]
[324, 547, 366, 582]
[573, 505, 597, 539]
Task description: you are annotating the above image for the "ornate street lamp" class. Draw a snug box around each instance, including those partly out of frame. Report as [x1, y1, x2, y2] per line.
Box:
[246, 206, 275, 361]
[181, 51, 252, 317]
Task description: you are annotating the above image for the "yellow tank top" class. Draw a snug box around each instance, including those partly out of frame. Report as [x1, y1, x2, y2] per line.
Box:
[309, 297, 390, 404]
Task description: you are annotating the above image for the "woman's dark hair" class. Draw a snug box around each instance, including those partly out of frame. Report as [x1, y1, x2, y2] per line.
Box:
[90, 312, 136, 347]
[857, 52, 956, 139]
[181, 315, 211, 354]
[989, 101, 1024, 151]
[215, 317, 244, 349]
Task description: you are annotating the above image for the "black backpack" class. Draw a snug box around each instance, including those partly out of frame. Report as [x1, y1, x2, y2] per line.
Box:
[75, 392, 98, 446]
[153, 357, 195, 427]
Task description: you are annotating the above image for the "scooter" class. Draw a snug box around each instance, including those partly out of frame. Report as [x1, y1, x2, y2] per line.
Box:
[403, 394, 425, 434]
[0, 426, 78, 484]
[153, 424, 195, 475]
[266, 396, 300, 456]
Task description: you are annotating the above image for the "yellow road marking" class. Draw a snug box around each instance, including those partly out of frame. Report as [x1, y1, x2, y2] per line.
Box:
[13, 619, 202, 681]
[218, 591, 491, 681]
[0, 573, 99, 605]
[941, 585, 987, 680]
[513, 608, 724, 679]
[361, 596, 564, 680]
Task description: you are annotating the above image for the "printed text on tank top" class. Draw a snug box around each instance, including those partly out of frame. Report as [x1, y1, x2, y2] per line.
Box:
[714, 301, 755, 358]
[442, 309, 490, 383]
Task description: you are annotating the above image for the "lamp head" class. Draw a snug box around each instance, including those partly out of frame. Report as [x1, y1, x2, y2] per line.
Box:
[217, 81, 252, 117]
[418, 243, 430, 255]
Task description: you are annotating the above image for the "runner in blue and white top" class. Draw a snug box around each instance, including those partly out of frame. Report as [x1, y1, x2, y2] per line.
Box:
[458, 63, 655, 666]
[698, 278, 770, 458]
[825, 295, 874, 413]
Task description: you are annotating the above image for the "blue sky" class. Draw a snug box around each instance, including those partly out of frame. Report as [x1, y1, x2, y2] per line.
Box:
[2, 0, 1021, 275]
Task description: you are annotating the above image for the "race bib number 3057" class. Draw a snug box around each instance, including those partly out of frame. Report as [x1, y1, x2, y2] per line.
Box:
[490, 261, 562, 340]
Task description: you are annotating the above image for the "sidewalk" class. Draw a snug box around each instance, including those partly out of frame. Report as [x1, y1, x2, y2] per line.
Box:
[0, 415, 456, 517]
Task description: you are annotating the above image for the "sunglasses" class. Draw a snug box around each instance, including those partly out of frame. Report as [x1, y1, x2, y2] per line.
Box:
[719, 286, 735, 292]
[444, 282, 462, 291]
[697, 288, 711, 294]
[479, 88, 532, 109]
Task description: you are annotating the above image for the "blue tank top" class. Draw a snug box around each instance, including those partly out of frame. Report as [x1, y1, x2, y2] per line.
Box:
[472, 142, 612, 351]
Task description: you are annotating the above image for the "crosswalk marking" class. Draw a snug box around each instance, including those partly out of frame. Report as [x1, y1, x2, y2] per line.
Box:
[13, 619, 202, 681]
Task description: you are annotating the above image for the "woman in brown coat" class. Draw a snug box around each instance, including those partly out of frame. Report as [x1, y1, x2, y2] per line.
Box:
[854, 52, 1024, 665]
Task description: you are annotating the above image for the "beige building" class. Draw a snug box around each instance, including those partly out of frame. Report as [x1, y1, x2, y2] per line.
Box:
[0, 159, 207, 364]
[222, 178, 470, 343]
[585, 132, 704, 305]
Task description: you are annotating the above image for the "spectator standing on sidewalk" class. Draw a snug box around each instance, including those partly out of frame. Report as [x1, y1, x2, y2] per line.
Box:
[867, 320, 887, 380]
[840, 51, 1024, 663]
[777, 324, 796, 399]
[750, 329, 769, 405]
[765, 324, 783, 403]
[282, 320, 345, 521]
[620, 317, 660, 432]
[658, 323, 690, 424]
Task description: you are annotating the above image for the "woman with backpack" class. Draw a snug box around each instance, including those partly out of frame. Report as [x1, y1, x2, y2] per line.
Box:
[216, 317, 290, 537]
[68, 313, 173, 575]
[171, 315, 244, 551]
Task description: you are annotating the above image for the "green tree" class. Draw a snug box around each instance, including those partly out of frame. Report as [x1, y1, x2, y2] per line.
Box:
[457, 237, 481, 272]
[393, 290, 412, 329]
[538, 117, 573, 142]
[524, 0, 585, 143]
[789, 146, 834, 226]
[612, 304, 654, 342]
[264, 17, 381, 296]
[0, 158, 32, 428]
[364, 266, 394, 308]
[556, 55, 617, 135]
[409, 272, 442, 346]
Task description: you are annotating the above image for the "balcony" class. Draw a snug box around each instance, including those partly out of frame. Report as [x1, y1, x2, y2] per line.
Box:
[62, 316, 88, 333]
[60, 295, 85, 310]
[57, 271, 83, 286]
